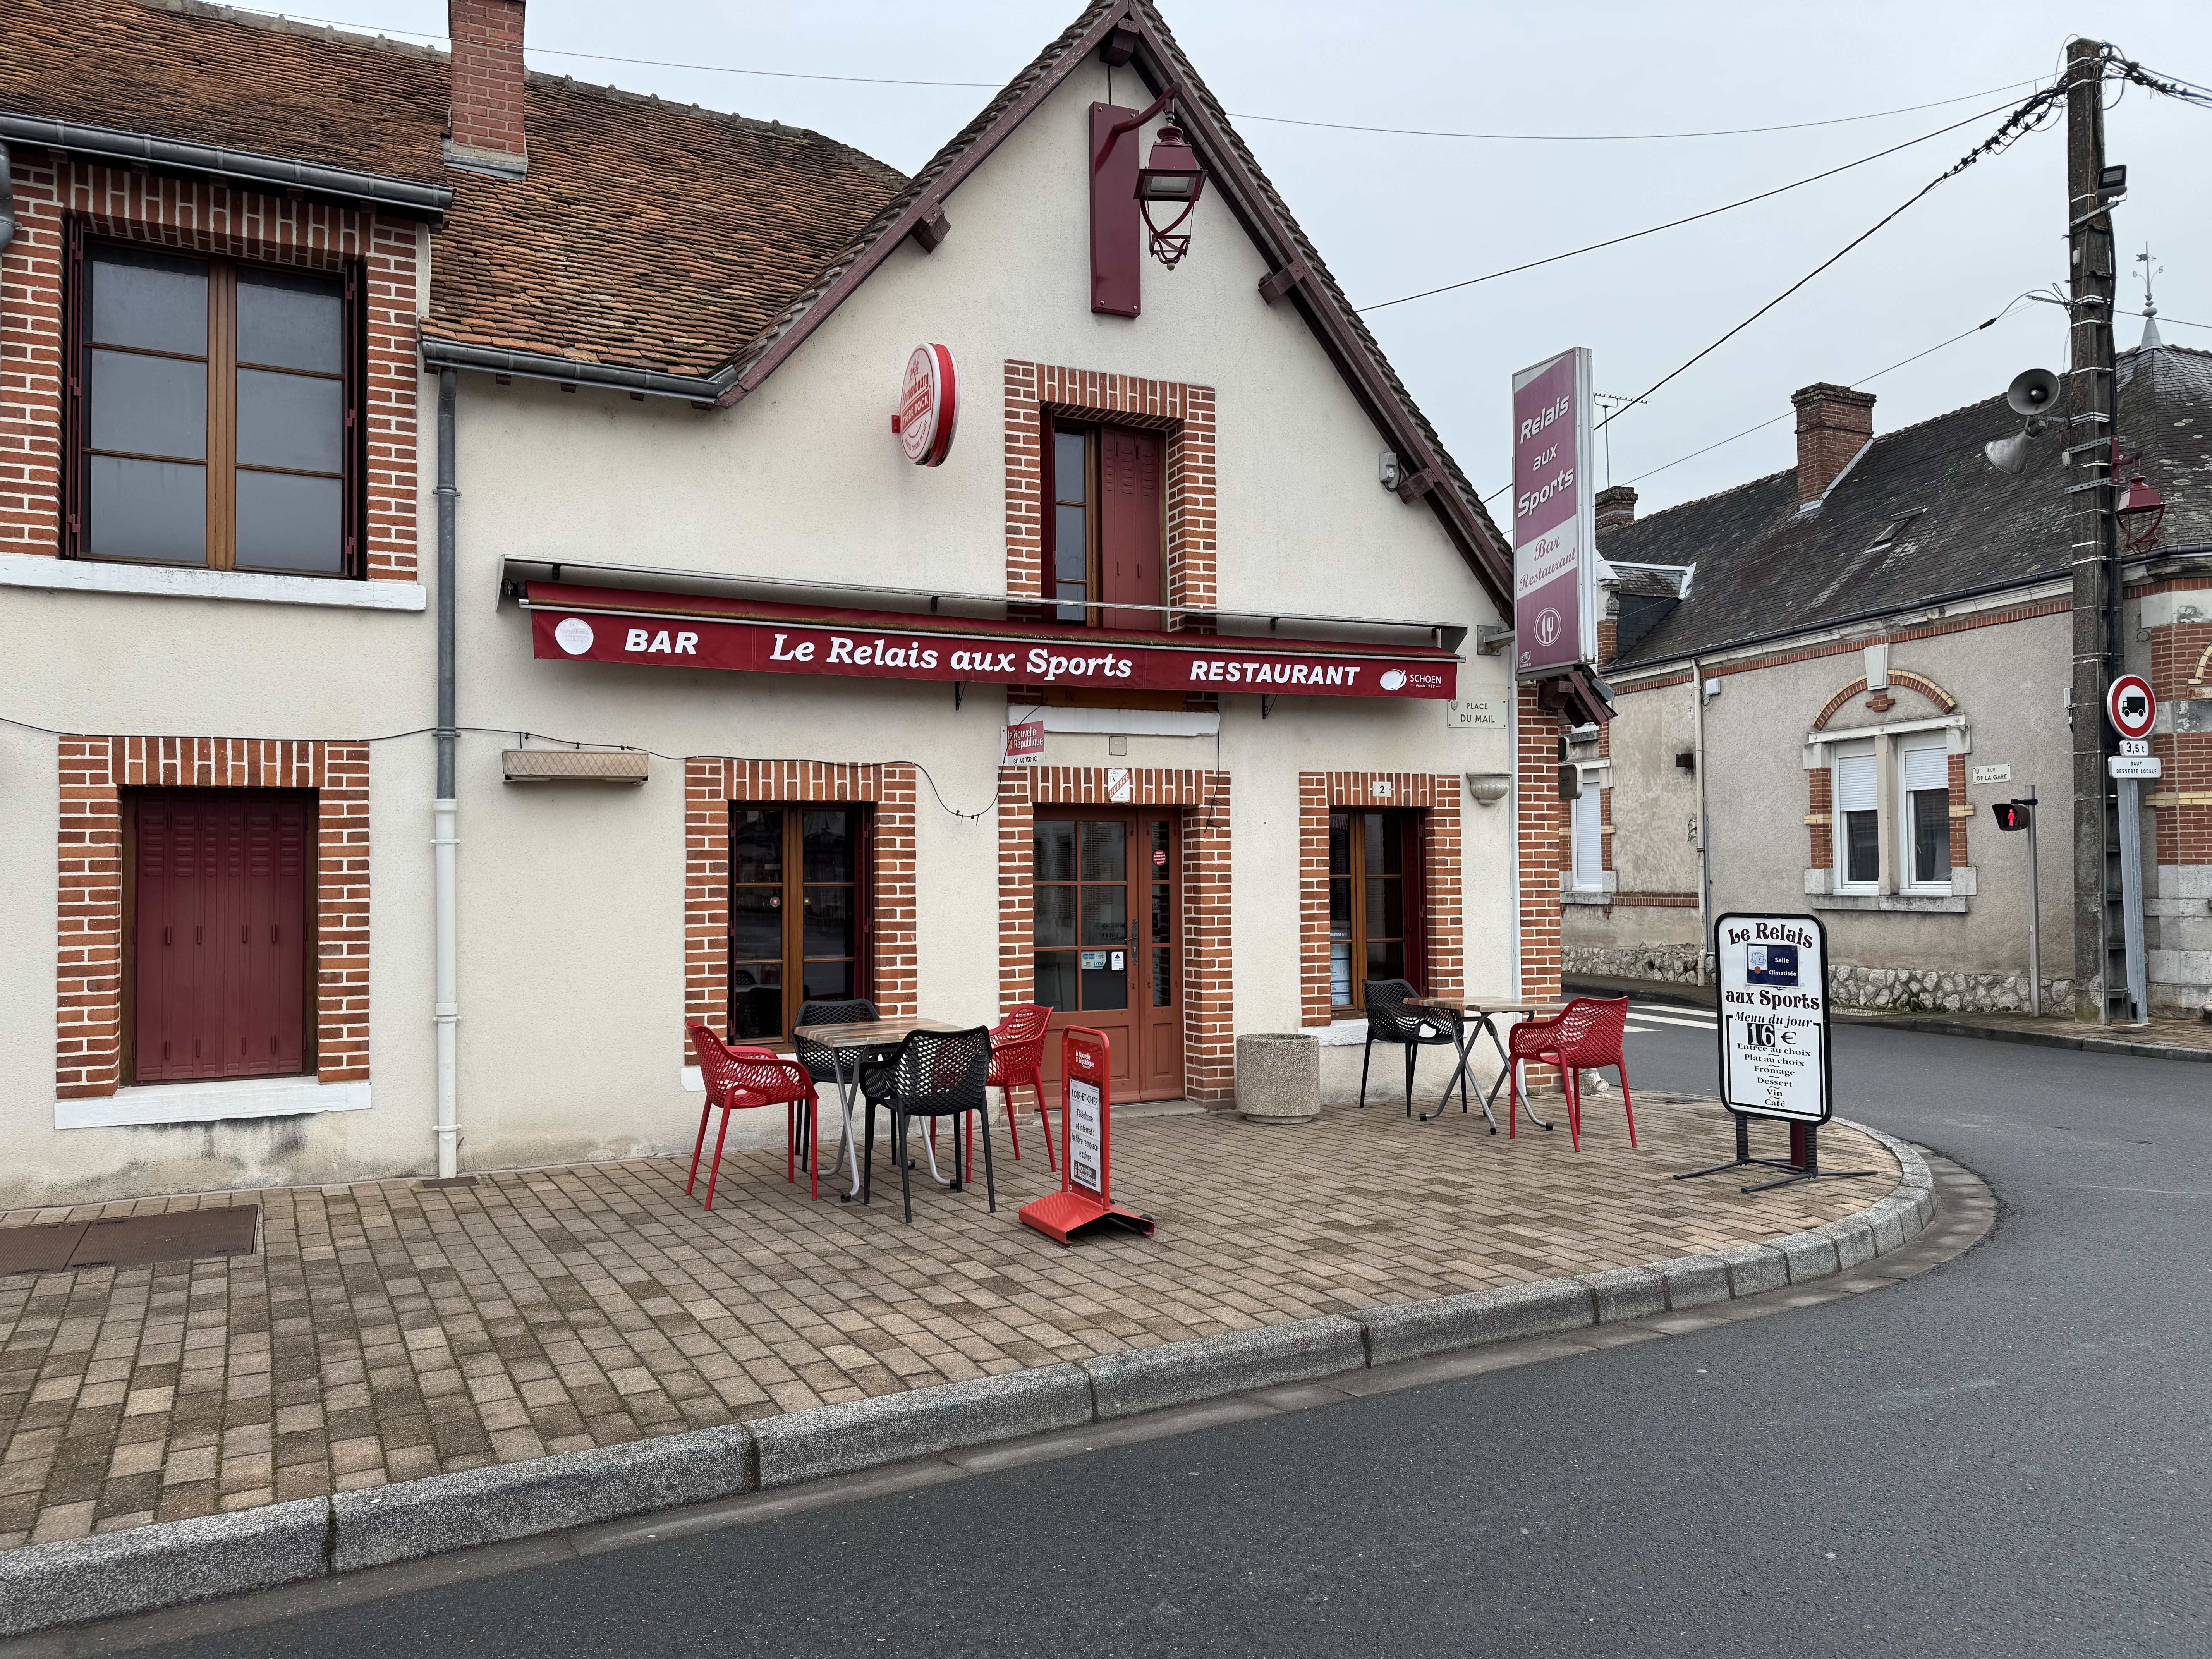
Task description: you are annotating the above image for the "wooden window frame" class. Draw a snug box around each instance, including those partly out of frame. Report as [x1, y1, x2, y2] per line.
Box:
[1044, 414, 1100, 625]
[1330, 809, 1428, 1014]
[62, 220, 368, 578]
[725, 803, 871, 1043]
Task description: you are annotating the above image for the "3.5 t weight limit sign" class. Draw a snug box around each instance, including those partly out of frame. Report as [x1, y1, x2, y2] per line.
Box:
[1714, 912, 1832, 1125]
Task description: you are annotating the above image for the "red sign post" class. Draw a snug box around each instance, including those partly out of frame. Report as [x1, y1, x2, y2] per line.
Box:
[1019, 1027, 1154, 1246]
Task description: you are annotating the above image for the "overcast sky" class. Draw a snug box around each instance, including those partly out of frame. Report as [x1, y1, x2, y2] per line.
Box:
[309, 0, 2212, 514]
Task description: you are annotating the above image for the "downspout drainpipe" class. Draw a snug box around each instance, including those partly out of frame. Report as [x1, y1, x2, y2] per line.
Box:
[1690, 657, 1712, 985]
[433, 367, 460, 1178]
[0, 143, 19, 258]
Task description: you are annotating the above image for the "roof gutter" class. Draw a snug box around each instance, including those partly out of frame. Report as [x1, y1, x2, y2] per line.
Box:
[0, 110, 453, 222]
[418, 337, 733, 405]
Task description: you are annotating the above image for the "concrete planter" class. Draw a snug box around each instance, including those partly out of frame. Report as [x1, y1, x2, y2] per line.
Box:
[1236, 1032, 1321, 1123]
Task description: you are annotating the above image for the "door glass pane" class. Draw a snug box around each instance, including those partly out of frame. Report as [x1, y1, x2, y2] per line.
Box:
[236, 268, 342, 373]
[1153, 946, 1172, 1008]
[1151, 882, 1171, 945]
[1034, 819, 1076, 883]
[730, 976, 783, 1042]
[801, 958, 853, 1002]
[728, 887, 783, 963]
[1331, 939, 1352, 1008]
[236, 368, 343, 472]
[1080, 821, 1126, 881]
[1080, 957, 1128, 1010]
[88, 456, 206, 564]
[235, 471, 342, 572]
[89, 349, 207, 459]
[1034, 951, 1077, 1011]
[1054, 504, 1087, 584]
[730, 809, 783, 884]
[1034, 884, 1077, 948]
[1368, 877, 1403, 942]
[1366, 938, 1406, 982]
[802, 884, 852, 959]
[1329, 813, 1350, 877]
[801, 811, 851, 881]
[1366, 812, 1403, 875]
[91, 248, 208, 353]
[1054, 430, 1088, 503]
[1081, 884, 1127, 946]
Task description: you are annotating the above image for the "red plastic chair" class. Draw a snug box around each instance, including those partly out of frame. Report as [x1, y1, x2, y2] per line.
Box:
[1506, 998, 1636, 1153]
[685, 1023, 820, 1209]
[963, 1002, 1055, 1181]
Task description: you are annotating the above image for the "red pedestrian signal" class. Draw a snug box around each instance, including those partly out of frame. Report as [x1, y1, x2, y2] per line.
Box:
[1990, 800, 2030, 832]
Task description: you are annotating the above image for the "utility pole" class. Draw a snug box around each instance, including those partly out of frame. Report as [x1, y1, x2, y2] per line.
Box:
[2064, 36, 2126, 1023]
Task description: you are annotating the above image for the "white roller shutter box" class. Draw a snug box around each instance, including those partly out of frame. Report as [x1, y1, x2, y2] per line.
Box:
[1901, 744, 1947, 795]
[1835, 749, 1876, 811]
[1571, 785, 1602, 890]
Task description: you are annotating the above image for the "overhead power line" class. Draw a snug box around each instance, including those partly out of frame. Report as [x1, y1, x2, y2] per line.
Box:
[1358, 98, 2025, 314]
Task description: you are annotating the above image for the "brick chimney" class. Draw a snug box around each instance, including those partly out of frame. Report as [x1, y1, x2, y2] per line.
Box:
[1791, 383, 1874, 507]
[446, 0, 528, 178]
[1594, 485, 1637, 534]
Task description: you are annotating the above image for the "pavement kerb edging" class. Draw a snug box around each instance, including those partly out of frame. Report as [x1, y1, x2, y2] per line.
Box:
[1838, 1013, 2212, 1064]
[0, 1121, 1937, 1638]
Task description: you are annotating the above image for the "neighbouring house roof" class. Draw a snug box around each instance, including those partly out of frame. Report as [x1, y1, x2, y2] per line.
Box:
[1597, 343, 2212, 671]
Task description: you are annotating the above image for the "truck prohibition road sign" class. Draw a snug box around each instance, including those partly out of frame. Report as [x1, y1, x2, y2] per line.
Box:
[2106, 673, 2156, 741]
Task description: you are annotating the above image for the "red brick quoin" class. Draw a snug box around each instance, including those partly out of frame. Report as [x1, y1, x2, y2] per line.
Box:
[58, 737, 370, 1099]
[0, 156, 420, 579]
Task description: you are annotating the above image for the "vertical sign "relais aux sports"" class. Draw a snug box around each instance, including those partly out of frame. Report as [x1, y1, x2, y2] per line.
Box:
[1511, 348, 1597, 676]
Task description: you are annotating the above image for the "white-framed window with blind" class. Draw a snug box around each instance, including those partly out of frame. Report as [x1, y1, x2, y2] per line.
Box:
[1570, 776, 1603, 892]
[1899, 738, 1952, 893]
[1833, 740, 1878, 892]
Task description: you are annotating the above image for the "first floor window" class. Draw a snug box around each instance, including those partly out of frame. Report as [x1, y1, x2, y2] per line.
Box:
[1834, 743, 1878, 889]
[1901, 741, 1952, 890]
[1046, 418, 1163, 627]
[131, 791, 310, 1082]
[1331, 810, 1424, 1011]
[70, 230, 360, 574]
[727, 806, 871, 1041]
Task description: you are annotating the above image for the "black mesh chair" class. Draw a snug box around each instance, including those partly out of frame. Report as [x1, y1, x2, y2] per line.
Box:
[860, 1027, 995, 1222]
[1360, 979, 1467, 1118]
[792, 999, 877, 1182]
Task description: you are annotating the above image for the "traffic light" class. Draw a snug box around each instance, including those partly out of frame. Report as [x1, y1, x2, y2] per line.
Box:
[1990, 800, 2031, 833]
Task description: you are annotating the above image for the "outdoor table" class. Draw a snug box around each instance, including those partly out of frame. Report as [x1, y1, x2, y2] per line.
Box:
[1410, 996, 1561, 1134]
[792, 1017, 968, 1201]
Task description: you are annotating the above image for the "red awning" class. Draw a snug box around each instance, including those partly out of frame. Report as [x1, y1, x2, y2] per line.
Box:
[520, 582, 1460, 700]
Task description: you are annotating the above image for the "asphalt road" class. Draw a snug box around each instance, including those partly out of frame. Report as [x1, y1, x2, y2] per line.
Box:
[93, 1014, 2212, 1657]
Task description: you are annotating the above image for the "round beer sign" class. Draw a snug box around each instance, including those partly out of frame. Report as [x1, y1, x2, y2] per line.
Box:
[897, 343, 958, 467]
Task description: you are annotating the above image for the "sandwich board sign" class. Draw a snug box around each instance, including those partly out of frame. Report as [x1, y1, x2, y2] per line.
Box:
[1018, 1027, 1155, 1245]
[1677, 913, 1870, 1193]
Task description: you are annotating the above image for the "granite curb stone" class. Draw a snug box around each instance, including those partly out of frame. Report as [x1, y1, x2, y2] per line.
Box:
[1083, 1317, 1367, 1419]
[753, 1364, 1094, 1488]
[332, 1424, 758, 1571]
[0, 1121, 1939, 1638]
[1357, 1278, 1596, 1365]
[0, 1497, 328, 1639]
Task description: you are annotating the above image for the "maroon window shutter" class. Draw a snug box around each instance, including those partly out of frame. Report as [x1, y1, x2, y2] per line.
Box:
[1401, 812, 1430, 995]
[134, 796, 179, 1080]
[62, 217, 88, 558]
[854, 805, 879, 1004]
[1099, 426, 1162, 629]
[1089, 104, 1141, 318]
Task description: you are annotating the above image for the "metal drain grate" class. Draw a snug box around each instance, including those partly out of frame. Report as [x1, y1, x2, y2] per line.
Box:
[0, 1206, 259, 1276]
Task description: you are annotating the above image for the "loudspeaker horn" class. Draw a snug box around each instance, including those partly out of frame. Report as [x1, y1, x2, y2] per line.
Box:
[2006, 368, 2060, 416]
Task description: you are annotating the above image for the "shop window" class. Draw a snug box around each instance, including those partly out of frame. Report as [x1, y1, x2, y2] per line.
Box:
[130, 792, 310, 1082]
[1331, 810, 1427, 1012]
[1900, 740, 1951, 892]
[1569, 778, 1603, 891]
[1046, 420, 1162, 628]
[67, 232, 362, 575]
[1833, 742, 1878, 891]
[727, 806, 872, 1041]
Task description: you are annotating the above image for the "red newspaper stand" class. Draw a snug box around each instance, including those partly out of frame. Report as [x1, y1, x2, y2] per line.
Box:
[1018, 1027, 1155, 1245]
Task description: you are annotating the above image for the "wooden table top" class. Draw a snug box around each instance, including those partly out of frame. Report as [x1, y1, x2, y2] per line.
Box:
[1410, 996, 1566, 1016]
[790, 1017, 970, 1049]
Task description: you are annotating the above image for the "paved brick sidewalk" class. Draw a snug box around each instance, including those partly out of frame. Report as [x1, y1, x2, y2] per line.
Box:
[0, 1096, 1893, 1553]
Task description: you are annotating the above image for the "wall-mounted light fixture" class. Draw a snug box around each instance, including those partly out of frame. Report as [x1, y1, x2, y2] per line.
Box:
[1096, 87, 1207, 269]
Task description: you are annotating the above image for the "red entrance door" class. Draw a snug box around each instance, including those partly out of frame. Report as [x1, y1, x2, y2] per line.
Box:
[1034, 811, 1182, 1100]
[133, 792, 308, 1082]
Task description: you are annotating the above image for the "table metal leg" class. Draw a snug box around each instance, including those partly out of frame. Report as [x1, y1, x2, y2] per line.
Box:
[833, 1054, 865, 1202]
[1420, 1028, 1479, 1124]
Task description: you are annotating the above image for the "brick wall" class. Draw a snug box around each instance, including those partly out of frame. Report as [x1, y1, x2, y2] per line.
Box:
[1296, 772, 1465, 1028]
[1517, 683, 1563, 1006]
[682, 760, 919, 1061]
[58, 736, 370, 1099]
[998, 766, 1235, 1103]
[447, 0, 529, 161]
[1948, 753, 1971, 867]
[1003, 361, 1217, 618]
[0, 156, 419, 579]
[1805, 767, 1833, 869]
[2149, 608, 2212, 867]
